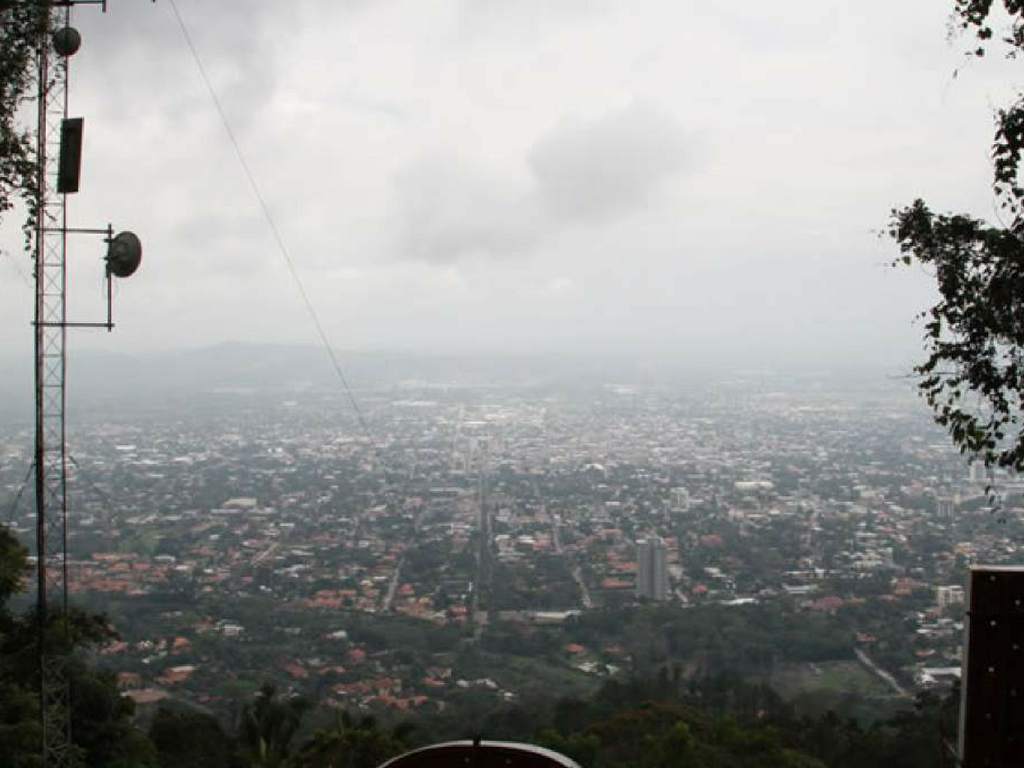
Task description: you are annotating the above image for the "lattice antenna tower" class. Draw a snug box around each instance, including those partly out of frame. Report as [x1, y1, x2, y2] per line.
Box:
[31, 2, 144, 765]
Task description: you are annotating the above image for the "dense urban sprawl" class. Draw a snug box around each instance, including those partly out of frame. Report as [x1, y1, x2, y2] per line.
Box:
[1, 376, 1018, 721]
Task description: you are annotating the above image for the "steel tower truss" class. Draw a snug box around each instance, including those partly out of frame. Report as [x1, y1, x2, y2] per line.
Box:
[34, 4, 74, 765]
[33, 2, 112, 765]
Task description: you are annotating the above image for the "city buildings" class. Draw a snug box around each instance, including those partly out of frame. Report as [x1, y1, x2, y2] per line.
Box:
[1, 371, 1018, 714]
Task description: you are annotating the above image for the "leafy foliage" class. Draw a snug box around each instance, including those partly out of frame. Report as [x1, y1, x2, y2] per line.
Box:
[524, 674, 956, 768]
[239, 683, 311, 768]
[0, 1, 46, 232]
[0, 521, 29, 608]
[892, 2, 1024, 474]
[890, 201, 1024, 470]
[0, 524, 966, 768]
[0, 526, 158, 766]
[290, 712, 410, 768]
[149, 705, 243, 768]
[953, 1, 1024, 57]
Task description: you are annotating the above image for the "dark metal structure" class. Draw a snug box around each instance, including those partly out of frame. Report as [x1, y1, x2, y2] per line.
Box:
[31, 3, 141, 765]
[378, 740, 582, 768]
[958, 565, 1024, 767]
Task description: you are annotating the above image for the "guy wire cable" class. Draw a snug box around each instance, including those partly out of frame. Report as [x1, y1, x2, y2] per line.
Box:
[4, 462, 34, 524]
[67, 453, 116, 511]
[166, 0, 394, 487]
[1, 246, 33, 287]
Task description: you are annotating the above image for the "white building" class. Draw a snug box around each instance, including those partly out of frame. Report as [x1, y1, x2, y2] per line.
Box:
[670, 487, 690, 513]
[936, 496, 956, 520]
[636, 537, 669, 601]
[936, 585, 965, 611]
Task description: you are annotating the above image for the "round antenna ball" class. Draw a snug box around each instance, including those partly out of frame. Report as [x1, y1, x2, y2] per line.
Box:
[53, 27, 82, 57]
[106, 232, 142, 278]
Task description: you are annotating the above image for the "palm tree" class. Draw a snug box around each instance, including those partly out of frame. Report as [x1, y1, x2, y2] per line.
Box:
[239, 683, 310, 767]
[291, 711, 410, 768]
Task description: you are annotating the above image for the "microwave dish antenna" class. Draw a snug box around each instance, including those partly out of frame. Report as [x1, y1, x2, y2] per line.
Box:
[106, 231, 142, 277]
[52, 27, 81, 57]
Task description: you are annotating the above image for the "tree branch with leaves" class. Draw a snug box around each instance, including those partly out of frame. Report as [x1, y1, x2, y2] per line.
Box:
[0, 2, 46, 232]
[892, 2, 1024, 474]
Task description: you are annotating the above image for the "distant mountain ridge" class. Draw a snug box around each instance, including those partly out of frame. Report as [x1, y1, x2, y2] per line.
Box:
[0, 342, 913, 422]
[0, 343, 618, 418]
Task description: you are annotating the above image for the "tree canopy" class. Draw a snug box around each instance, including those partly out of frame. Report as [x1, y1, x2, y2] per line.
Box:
[0, 526, 157, 767]
[0, 2, 45, 232]
[891, 2, 1024, 473]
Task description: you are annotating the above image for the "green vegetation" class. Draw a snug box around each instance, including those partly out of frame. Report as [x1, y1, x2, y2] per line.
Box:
[0, 525, 961, 767]
[771, 662, 889, 699]
[0, 1, 43, 233]
[891, 1, 1024, 474]
[0, 527, 155, 767]
[406, 673, 957, 768]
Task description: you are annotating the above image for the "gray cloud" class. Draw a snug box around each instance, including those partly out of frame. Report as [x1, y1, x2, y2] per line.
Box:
[77, 0, 285, 137]
[0, 0, 985, 366]
[392, 153, 541, 263]
[392, 102, 691, 263]
[528, 102, 690, 223]
[456, 0, 608, 43]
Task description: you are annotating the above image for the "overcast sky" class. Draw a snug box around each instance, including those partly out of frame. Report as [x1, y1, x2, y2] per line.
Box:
[0, 0, 1019, 370]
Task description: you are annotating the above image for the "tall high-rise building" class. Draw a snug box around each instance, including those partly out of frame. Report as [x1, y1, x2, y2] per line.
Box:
[936, 496, 956, 520]
[670, 487, 690, 513]
[636, 537, 669, 601]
